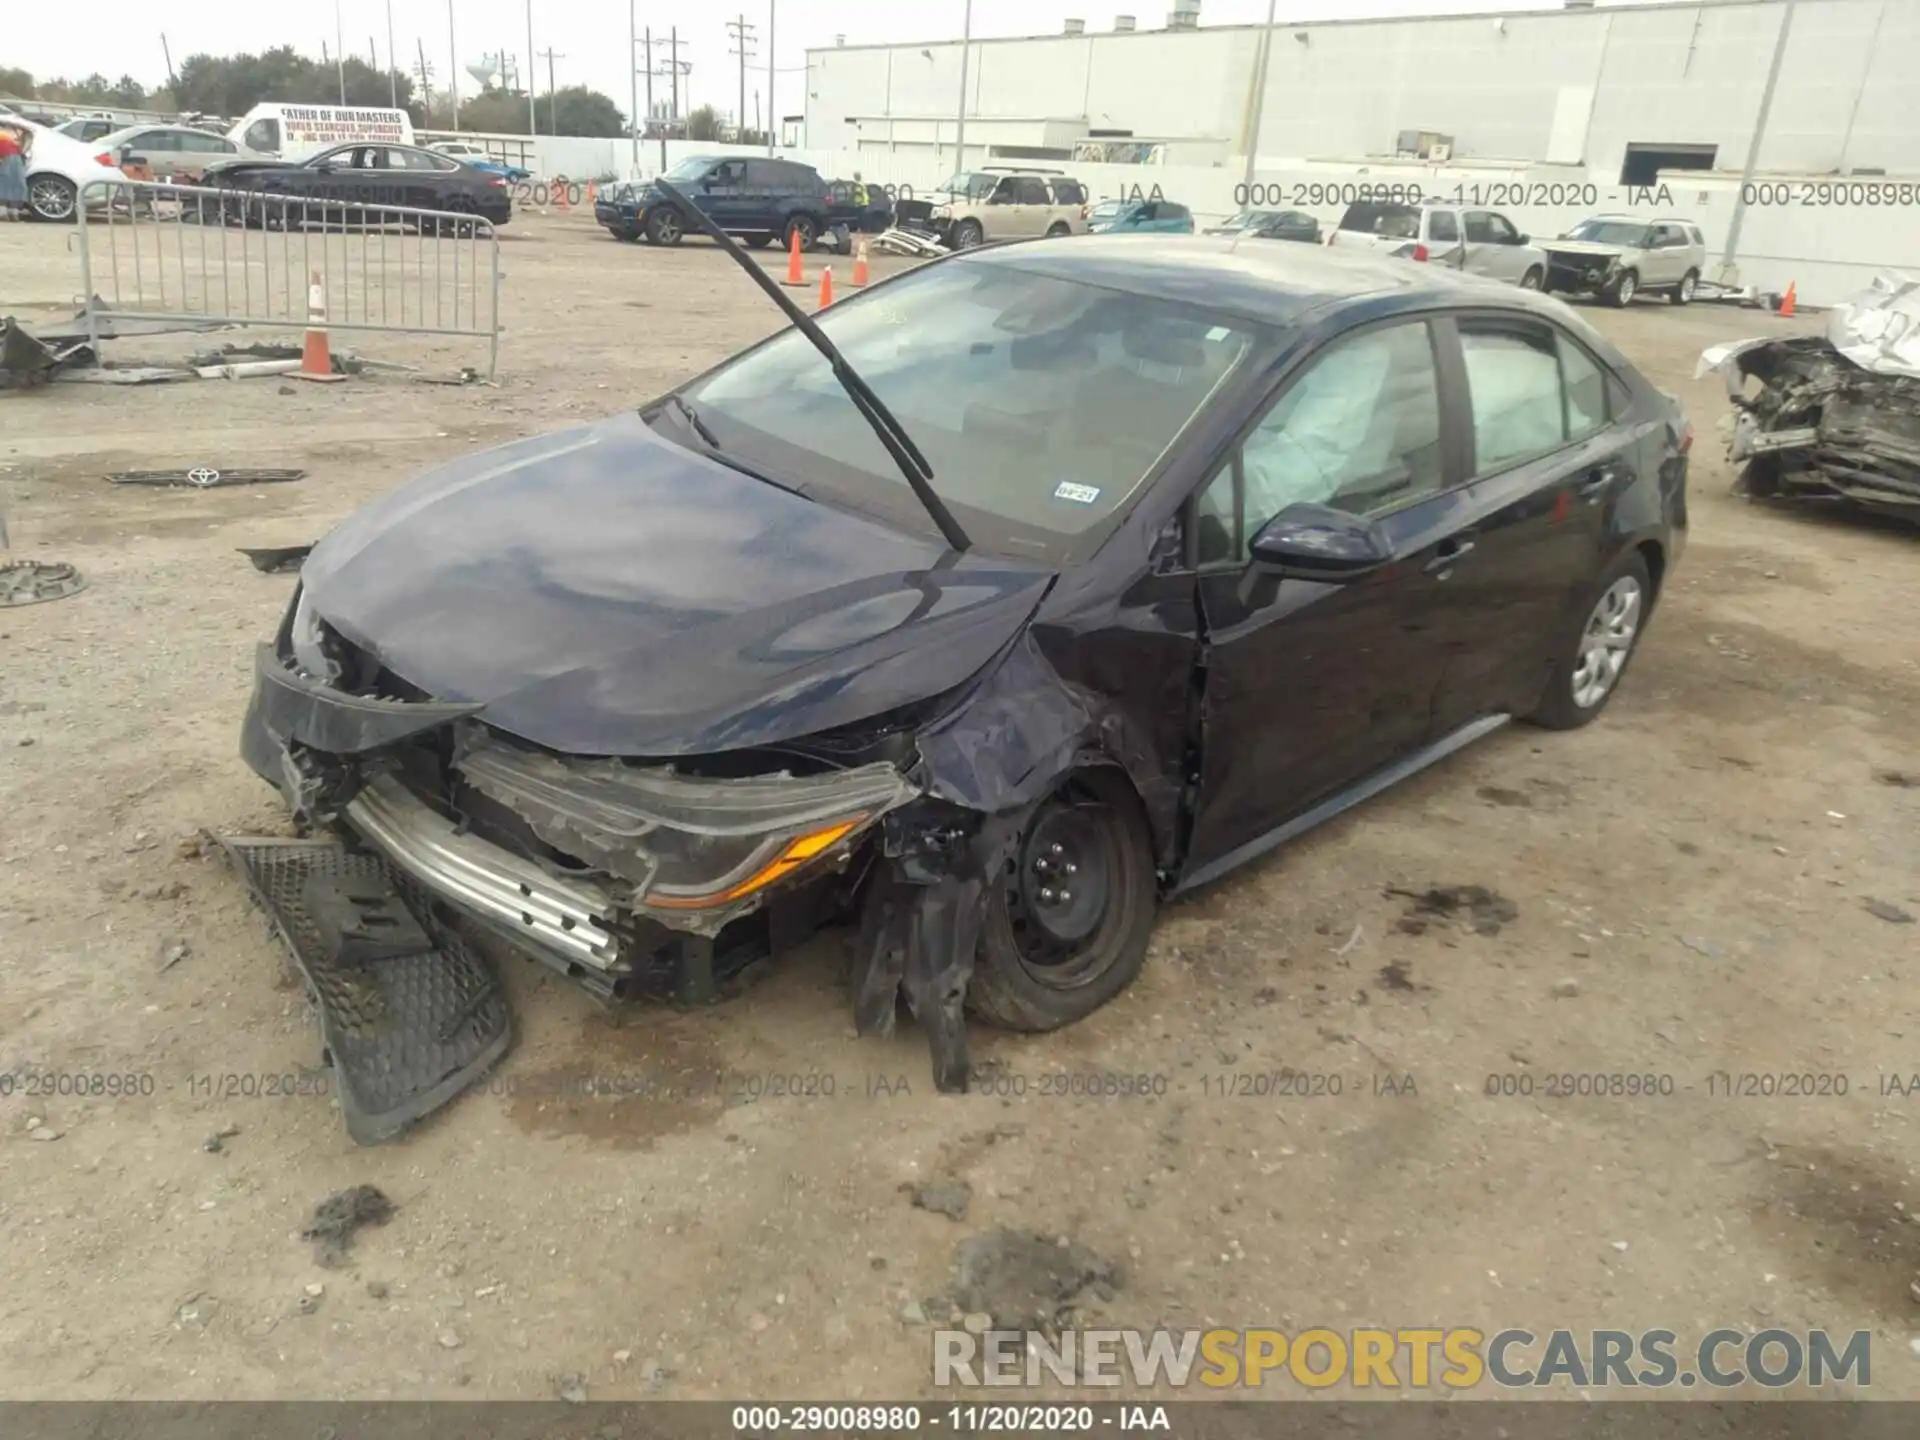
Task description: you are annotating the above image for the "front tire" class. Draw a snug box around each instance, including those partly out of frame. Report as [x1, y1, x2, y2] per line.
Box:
[646, 206, 684, 245]
[1519, 265, 1544, 291]
[1671, 269, 1698, 305]
[745, 232, 773, 249]
[952, 218, 985, 249]
[968, 769, 1156, 1033]
[27, 175, 77, 222]
[1527, 551, 1653, 730]
[1604, 268, 1639, 307]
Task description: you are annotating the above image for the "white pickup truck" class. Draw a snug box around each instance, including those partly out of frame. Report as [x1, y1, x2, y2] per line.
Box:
[1329, 200, 1548, 290]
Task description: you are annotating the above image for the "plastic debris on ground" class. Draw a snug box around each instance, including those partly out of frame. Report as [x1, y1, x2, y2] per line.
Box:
[107, 468, 307, 489]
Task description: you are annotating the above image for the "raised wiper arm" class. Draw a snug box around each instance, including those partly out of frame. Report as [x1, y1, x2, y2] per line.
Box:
[650, 178, 971, 554]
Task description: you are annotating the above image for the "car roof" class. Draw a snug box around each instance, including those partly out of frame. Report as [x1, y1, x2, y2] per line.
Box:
[961, 233, 1551, 329]
[1585, 213, 1699, 224]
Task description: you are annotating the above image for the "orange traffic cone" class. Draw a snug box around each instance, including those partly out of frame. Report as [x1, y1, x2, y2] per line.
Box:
[586, 180, 597, 206]
[1779, 281, 1797, 318]
[780, 227, 807, 287]
[298, 270, 345, 384]
[851, 235, 870, 288]
[818, 267, 834, 308]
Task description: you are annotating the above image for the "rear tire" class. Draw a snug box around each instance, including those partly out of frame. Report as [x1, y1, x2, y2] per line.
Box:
[782, 214, 816, 250]
[1671, 269, 1698, 305]
[967, 769, 1156, 1033]
[1045, 221, 1070, 238]
[26, 174, 77, 222]
[1527, 551, 1653, 731]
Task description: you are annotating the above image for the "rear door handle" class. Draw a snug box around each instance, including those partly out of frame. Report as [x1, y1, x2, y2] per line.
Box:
[1423, 537, 1476, 574]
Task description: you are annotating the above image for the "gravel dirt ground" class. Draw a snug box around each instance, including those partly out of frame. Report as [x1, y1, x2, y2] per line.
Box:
[1, 211, 1916, 1403]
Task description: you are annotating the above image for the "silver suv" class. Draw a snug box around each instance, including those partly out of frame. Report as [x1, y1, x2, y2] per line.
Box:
[1331, 200, 1549, 289]
[1540, 216, 1707, 306]
[928, 168, 1089, 248]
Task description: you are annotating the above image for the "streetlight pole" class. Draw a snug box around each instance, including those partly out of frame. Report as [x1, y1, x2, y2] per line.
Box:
[525, 0, 537, 135]
[448, 0, 460, 132]
[387, 0, 398, 107]
[1718, 0, 1797, 276]
[767, 0, 776, 154]
[335, 0, 347, 104]
[629, 0, 639, 172]
[1241, 0, 1277, 191]
[954, 0, 972, 172]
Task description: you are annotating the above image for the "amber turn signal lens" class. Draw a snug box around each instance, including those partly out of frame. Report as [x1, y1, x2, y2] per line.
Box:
[645, 817, 864, 911]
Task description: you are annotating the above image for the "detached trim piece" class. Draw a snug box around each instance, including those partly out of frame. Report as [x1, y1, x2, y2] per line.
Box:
[344, 774, 620, 973]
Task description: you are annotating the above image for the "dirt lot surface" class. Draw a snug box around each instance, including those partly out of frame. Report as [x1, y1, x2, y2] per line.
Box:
[2, 211, 1916, 1403]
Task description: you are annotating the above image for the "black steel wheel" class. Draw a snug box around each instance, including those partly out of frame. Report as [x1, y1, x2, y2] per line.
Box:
[968, 769, 1156, 1031]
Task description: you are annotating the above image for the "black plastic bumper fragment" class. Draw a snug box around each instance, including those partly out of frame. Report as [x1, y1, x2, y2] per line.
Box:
[221, 836, 512, 1144]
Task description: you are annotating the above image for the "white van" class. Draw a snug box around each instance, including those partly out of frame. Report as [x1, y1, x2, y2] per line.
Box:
[226, 104, 415, 163]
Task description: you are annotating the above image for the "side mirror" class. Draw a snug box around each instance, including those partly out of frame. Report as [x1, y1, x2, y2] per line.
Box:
[1513, 233, 1529, 244]
[1249, 504, 1393, 582]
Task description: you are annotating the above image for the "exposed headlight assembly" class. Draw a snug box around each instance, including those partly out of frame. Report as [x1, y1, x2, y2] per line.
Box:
[288, 586, 343, 685]
[455, 729, 919, 917]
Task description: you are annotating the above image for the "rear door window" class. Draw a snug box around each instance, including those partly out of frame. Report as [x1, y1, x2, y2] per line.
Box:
[1558, 333, 1610, 439]
[1459, 319, 1571, 469]
[1049, 178, 1087, 205]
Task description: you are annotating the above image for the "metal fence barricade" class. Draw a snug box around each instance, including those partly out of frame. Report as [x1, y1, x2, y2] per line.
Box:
[75, 179, 502, 378]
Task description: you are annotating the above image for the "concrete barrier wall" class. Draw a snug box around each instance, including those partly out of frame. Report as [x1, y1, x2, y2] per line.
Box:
[519, 136, 1914, 306]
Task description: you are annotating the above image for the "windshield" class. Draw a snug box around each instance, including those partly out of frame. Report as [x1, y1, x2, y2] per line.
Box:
[662, 155, 719, 182]
[1217, 210, 1274, 231]
[679, 260, 1255, 559]
[1340, 201, 1419, 237]
[938, 172, 998, 201]
[1567, 219, 1653, 247]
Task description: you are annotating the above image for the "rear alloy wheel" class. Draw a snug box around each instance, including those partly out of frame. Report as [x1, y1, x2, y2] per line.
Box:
[1605, 268, 1639, 307]
[1672, 269, 1698, 305]
[968, 769, 1156, 1032]
[27, 175, 77, 222]
[1519, 266, 1544, 290]
[1528, 551, 1653, 730]
[647, 206, 684, 245]
[952, 218, 985, 249]
[783, 214, 816, 250]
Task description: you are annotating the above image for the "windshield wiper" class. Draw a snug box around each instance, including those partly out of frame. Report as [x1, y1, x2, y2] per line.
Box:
[650, 177, 972, 554]
[662, 393, 721, 449]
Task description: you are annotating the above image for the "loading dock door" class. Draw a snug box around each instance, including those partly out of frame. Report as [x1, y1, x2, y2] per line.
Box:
[1620, 143, 1717, 187]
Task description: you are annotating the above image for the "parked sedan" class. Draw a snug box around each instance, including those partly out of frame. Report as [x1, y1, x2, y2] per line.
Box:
[1207, 207, 1321, 244]
[10, 117, 129, 221]
[238, 236, 1688, 1126]
[98, 124, 264, 182]
[429, 140, 532, 183]
[205, 142, 512, 228]
[1086, 199, 1195, 234]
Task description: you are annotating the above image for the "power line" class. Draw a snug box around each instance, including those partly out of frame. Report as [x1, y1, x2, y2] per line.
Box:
[538, 46, 565, 132]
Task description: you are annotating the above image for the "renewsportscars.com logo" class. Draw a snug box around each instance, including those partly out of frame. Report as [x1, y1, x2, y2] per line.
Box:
[933, 1327, 1873, 1391]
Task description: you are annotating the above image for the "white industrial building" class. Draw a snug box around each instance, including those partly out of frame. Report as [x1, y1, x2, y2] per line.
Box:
[802, 0, 1919, 181]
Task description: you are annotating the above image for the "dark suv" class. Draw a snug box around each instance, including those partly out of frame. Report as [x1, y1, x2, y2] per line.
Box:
[597, 154, 843, 249]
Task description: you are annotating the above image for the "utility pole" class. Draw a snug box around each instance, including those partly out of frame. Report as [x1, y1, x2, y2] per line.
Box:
[670, 28, 681, 126]
[334, 0, 346, 104]
[539, 48, 564, 134]
[766, 0, 776, 154]
[386, 0, 397, 107]
[954, 0, 973, 171]
[629, 0, 639, 172]
[160, 33, 177, 95]
[646, 29, 663, 169]
[525, 0, 537, 135]
[448, 0, 460, 132]
[727, 15, 758, 144]
[416, 38, 434, 113]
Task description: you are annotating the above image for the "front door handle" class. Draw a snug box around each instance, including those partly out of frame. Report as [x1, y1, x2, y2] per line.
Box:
[1423, 537, 1476, 575]
[1576, 468, 1612, 499]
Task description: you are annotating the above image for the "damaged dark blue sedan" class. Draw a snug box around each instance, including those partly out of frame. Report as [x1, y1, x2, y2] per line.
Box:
[236, 215, 1690, 1142]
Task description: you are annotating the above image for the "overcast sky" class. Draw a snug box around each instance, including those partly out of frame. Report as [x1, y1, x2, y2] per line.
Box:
[12, 0, 1632, 122]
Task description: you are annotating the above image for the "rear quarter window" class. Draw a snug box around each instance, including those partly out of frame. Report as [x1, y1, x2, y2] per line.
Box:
[1341, 200, 1418, 236]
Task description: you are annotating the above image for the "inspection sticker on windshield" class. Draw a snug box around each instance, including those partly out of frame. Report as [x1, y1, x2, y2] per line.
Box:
[1054, 482, 1101, 505]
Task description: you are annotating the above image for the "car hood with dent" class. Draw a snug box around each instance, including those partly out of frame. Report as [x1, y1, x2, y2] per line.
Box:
[299, 412, 1054, 757]
[1543, 240, 1634, 260]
